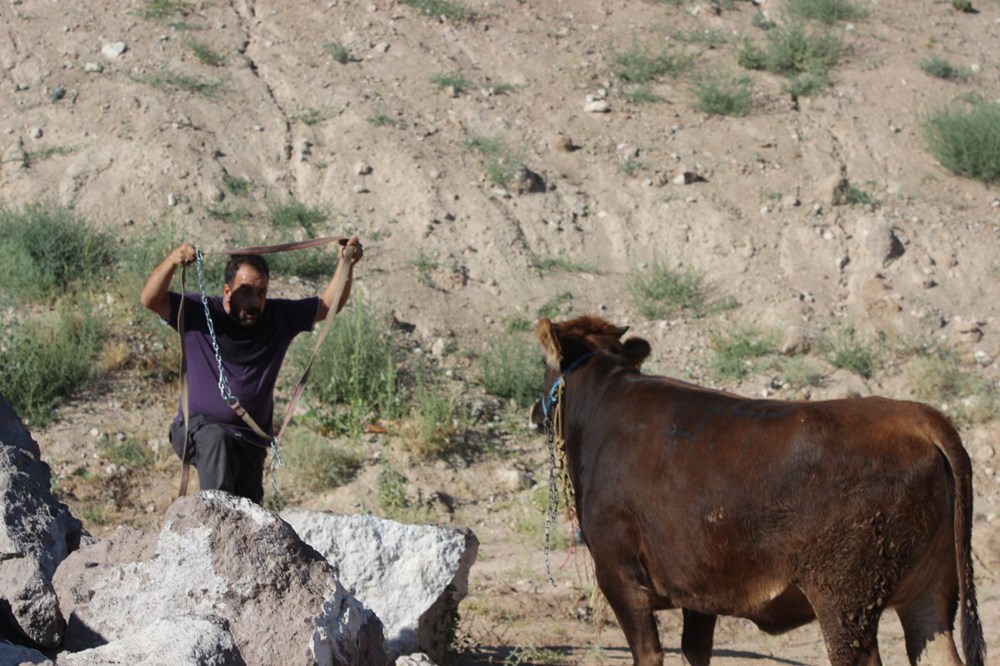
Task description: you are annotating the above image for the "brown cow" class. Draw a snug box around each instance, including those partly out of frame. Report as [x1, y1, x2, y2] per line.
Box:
[530, 315, 986, 666]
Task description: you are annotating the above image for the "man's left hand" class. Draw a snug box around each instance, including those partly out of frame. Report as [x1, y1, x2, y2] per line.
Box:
[340, 236, 364, 266]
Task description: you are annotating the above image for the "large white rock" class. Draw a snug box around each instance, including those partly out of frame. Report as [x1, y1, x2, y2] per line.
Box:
[54, 493, 388, 665]
[59, 615, 242, 666]
[281, 510, 478, 662]
[0, 393, 83, 648]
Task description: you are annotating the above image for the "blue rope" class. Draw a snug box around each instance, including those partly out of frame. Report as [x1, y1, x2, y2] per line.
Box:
[541, 352, 594, 422]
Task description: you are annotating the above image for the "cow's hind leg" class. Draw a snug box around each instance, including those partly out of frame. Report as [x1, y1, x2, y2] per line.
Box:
[809, 593, 884, 666]
[681, 609, 716, 666]
[894, 587, 962, 666]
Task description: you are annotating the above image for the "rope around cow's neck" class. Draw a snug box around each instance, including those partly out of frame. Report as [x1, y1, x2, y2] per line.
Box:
[544, 378, 578, 586]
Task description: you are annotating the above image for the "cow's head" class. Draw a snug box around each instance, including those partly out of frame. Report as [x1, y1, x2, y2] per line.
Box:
[529, 315, 651, 428]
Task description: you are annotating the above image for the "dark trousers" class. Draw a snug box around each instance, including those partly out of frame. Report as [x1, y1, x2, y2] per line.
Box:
[169, 414, 268, 504]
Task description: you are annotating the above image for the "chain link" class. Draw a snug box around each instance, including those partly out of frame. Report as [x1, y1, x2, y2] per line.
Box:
[194, 249, 234, 403]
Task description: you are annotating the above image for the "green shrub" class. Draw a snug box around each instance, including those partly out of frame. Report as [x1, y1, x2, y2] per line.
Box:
[400, 0, 471, 20]
[762, 22, 841, 77]
[187, 40, 226, 66]
[708, 325, 778, 380]
[919, 56, 969, 82]
[0, 204, 115, 303]
[821, 326, 878, 379]
[691, 71, 753, 116]
[536, 291, 573, 320]
[845, 182, 876, 205]
[133, 68, 224, 98]
[479, 336, 541, 408]
[377, 463, 410, 511]
[137, 0, 188, 20]
[464, 134, 524, 188]
[402, 370, 465, 460]
[922, 99, 1000, 184]
[324, 42, 350, 64]
[610, 40, 690, 83]
[268, 248, 339, 283]
[293, 300, 404, 432]
[786, 0, 867, 25]
[268, 199, 329, 233]
[99, 435, 154, 468]
[282, 428, 363, 491]
[529, 256, 596, 274]
[222, 173, 252, 197]
[622, 86, 665, 104]
[628, 258, 709, 319]
[739, 22, 841, 96]
[0, 309, 105, 426]
[907, 349, 998, 426]
[431, 71, 473, 94]
[366, 113, 395, 127]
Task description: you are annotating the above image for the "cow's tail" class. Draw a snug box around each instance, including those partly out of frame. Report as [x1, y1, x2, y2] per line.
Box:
[930, 416, 985, 666]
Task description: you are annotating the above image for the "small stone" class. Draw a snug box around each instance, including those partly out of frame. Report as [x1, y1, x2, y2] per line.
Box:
[549, 134, 575, 152]
[32, 127, 43, 139]
[354, 161, 372, 175]
[583, 99, 610, 113]
[352, 185, 369, 194]
[83, 62, 104, 73]
[101, 41, 127, 60]
[49, 86, 66, 102]
[975, 445, 995, 462]
[167, 193, 178, 207]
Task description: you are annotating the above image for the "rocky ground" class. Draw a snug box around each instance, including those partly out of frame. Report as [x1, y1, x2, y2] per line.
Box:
[2, 0, 1000, 663]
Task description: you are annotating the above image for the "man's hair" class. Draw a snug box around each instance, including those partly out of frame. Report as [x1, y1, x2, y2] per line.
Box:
[224, 254, 270, 286]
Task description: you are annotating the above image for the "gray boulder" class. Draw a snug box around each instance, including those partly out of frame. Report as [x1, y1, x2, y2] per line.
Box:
[54, 493, 388, 665]
[281, 510, 478, 662]
[0, 393, 83, 648]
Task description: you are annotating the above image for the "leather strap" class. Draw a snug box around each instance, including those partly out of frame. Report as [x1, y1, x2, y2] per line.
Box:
[178, 264, 192, 497]
[208, 236, 344, 256]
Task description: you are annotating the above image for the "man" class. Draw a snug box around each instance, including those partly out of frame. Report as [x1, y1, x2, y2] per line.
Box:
[140, 237, 363, 503]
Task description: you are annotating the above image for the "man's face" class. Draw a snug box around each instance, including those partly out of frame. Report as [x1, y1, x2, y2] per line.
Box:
[223, 264, 267, 327]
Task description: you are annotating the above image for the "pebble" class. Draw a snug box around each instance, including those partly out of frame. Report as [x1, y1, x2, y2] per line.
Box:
[32, 127, 43, 139]
[354, 161, 372, 175]
[101, 41, 127, 60]
[583, 99, 610, 113]
[49, 86, 66, 102]
[83, 62, 104, 73]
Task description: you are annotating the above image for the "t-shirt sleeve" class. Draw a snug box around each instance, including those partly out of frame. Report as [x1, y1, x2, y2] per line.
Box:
[285, 297, 320, 335]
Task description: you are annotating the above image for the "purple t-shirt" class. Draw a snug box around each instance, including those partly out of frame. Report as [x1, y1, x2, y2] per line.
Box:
[167, 292, 319, 445]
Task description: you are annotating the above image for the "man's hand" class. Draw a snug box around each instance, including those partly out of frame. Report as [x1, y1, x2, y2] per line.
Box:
[141, 242, 196, 319]
[171, 243, 198, 267]
[317, 236, 363, 322]
[339, 236, 364, 266]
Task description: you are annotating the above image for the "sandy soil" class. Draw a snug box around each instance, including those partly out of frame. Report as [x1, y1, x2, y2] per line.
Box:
[2, 0, 999, 663]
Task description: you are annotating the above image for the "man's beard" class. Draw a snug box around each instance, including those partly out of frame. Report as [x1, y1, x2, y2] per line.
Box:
[232, 306, 262, 328]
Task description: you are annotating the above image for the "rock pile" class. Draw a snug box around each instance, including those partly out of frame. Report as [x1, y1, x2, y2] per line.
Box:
[0, 394, 477, 665]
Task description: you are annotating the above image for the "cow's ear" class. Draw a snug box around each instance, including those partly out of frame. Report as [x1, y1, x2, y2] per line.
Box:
[623, 337, 651, 369]
[534, 318, 563, 369]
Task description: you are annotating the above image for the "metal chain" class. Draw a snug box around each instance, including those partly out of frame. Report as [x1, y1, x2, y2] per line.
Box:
[544, 424, 560, 587]
[194, 249, 234, 403]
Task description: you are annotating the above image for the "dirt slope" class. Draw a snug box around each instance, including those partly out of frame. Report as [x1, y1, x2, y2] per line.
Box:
[2, 0, 999, 663]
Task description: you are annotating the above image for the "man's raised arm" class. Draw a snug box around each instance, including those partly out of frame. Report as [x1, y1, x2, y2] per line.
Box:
[316, 236, 363, 323]
[140, 243, 197, 320]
